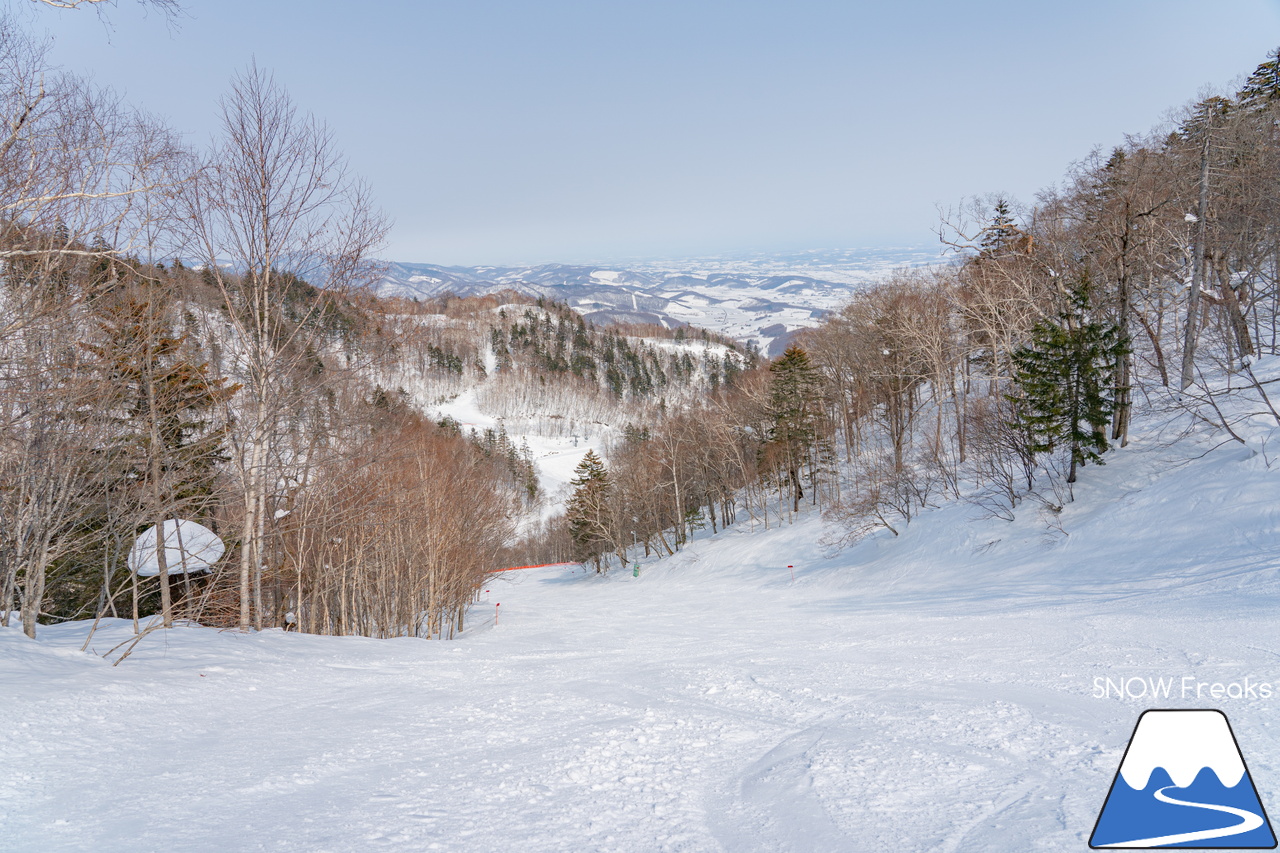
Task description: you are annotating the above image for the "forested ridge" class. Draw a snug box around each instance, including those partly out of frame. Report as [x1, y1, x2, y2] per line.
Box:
[553, 48, 1280, 572]
[0, 15, 750, 640]
[5, 13, 1280, 646]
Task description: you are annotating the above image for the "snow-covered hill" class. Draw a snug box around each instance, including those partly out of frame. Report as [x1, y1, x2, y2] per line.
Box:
[370, 297, 749, 517]
[375, 247, 938, 356]
[5, 365, 1280, 851]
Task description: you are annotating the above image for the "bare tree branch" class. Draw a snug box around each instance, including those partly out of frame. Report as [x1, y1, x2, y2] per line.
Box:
[26, 0, 180, 17]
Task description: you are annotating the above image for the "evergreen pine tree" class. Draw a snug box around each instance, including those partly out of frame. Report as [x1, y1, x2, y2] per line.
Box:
[565, 449, 613, 573]
[1236, 48, 1280, 109]
[85, 292, 235, 504]
[53, 284, 236, 625]
[979, 197, 1020, 257]
[1008, 273, 1127, 485]
[766, 344, 824, 512]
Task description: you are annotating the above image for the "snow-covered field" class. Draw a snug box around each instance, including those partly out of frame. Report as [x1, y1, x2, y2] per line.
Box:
[5, 390, 1280, 851]
[375, 247, 942, 356]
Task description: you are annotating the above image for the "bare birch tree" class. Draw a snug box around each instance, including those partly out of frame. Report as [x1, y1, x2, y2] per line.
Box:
[0, 19, 185, 637]
[179, 62, 387, 630]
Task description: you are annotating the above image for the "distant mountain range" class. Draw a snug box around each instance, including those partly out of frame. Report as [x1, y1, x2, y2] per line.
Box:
[373, 247, 940, 356]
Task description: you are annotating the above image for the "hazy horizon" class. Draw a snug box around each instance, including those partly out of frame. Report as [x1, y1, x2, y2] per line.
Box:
[382, 243, 943, 271]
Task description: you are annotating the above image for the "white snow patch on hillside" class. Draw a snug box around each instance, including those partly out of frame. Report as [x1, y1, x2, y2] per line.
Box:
[645, 338, 734, 359]
[431, 389, 608, 514]
[431, 387, 493, 431]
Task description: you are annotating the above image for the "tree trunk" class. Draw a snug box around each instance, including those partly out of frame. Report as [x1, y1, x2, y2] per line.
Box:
[1180, 129, 1212, 391]
[21, 544, 50, 639]
[1217, 254, 1254, 363]
[254, 488, 266, 629]
[147, 361, 174, 629]
[1112, 223, 1133, 446]
[1138, 312, 1170, 387]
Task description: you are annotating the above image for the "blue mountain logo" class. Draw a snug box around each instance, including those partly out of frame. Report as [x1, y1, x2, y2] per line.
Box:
[1091, 709, 1276, 848]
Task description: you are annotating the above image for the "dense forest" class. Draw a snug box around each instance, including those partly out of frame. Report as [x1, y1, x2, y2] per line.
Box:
[4, 9, 1280, 646]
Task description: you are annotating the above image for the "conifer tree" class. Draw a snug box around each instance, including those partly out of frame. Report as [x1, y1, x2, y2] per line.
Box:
[565, 449, 613, 573]
[82, 284, 235, 625]
[1236, 48, 1280, 109]
[980, 197, 1020, 257]
[766, 344, 824, 512]
[1008, 273, 1127, 485]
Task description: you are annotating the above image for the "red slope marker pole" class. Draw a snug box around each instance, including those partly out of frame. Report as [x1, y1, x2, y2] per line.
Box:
[788, 565, 794, 583]
[495, 602, 500, 626]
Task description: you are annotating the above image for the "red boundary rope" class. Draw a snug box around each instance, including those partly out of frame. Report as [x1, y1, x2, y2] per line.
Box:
[487, 561, 579, 574]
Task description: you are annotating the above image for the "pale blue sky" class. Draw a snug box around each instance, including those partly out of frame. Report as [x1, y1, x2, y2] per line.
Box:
[24, 0, 1280, 265]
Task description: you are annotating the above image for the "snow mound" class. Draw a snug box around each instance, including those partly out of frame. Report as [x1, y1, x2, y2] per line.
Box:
[127, 519, 225, 576]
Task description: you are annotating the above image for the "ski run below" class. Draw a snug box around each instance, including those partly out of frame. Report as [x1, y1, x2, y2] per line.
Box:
[6, 384, 1280, 851]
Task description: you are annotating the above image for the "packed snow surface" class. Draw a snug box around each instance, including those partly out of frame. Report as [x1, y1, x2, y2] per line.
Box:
[5, 397, 1280, 851]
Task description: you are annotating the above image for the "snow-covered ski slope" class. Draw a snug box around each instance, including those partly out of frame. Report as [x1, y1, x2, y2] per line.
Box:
[6, 380, 1280, 852]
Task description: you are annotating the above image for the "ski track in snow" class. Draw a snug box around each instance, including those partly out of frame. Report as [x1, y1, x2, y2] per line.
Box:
[6, 381, 1280, 850]
[4, 586, 1276, 852]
